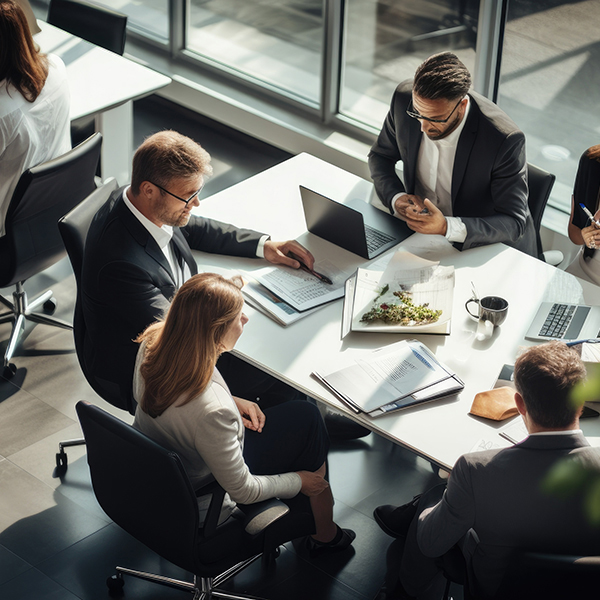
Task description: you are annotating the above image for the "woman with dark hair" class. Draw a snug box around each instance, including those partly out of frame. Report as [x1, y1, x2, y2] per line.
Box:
[133, 273, 355, 556]
[0, 0, 70, 236]
[566, 145, 600, 285]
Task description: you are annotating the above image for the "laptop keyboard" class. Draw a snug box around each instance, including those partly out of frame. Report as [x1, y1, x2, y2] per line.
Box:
[365, 225, 395, 253]
[538, 303, 590, 339]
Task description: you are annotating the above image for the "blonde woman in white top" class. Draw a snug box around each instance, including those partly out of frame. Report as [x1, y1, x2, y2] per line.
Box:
[134, 273, 355, 556]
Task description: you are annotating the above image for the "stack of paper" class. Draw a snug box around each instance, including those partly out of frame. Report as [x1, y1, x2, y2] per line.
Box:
[313, 339, 463, 416]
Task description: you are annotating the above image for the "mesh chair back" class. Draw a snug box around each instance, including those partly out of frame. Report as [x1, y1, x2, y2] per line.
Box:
[527, 163, 556, 259]
[76, 401, 203, 574]
[48, 0, 128, 55]
[0, 133, 102, 288]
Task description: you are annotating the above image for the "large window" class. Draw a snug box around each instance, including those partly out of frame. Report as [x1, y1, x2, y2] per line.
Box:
[496, 0, 600, 213]
[186, 0, 324, 105]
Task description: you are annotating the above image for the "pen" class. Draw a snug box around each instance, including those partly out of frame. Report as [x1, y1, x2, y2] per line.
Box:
[287, 251, 333, 285]
[566, 338, 600, 347]
[579, 203, 600, 227]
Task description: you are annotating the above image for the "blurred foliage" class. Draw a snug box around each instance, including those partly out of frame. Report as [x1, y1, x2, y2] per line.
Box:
[544, 362, 600, 525]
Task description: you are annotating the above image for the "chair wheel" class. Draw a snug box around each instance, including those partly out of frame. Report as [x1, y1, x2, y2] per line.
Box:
[106, 574, 125, 594]
[43, 298, 57, 314]
[2, 363, 17, 379]
[53, 451, 68, 478]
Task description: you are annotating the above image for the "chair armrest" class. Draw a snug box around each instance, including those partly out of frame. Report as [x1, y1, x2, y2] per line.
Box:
[237, 499, 290, 536]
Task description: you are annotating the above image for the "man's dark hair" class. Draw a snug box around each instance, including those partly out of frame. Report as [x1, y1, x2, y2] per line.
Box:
[413, 52, 471, 101]
[514, 342, 586, 429]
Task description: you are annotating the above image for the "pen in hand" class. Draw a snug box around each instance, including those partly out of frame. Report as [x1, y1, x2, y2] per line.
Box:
[579, 203, 600, 227]
[287, 251, 333, 285]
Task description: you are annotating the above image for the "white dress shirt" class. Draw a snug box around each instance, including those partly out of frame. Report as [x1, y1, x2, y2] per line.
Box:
[394, 97, 471, 243]
[0, 54, 71, 236]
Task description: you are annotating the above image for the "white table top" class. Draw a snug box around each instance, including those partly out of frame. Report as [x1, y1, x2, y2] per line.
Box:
[192, 152, 600, 470]
[35, 21, 171, 121]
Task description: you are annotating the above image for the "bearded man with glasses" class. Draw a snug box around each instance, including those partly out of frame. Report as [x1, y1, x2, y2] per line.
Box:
[369, 51, 536, 256]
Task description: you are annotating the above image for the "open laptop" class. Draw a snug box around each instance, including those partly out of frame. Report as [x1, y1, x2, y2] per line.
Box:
[299, 186, 411, 259]
[525, 302, 600, 342]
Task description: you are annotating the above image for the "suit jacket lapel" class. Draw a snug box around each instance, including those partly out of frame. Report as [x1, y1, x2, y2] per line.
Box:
[452, 95, 479, 204]
[172, 229, 198, 276]
[406, 119, 421, 194]
[116, 197, 177, 284]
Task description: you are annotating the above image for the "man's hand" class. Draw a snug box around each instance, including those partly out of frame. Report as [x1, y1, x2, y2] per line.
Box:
[404, 198, 448, 236]
[233, 397, 266, 432]
[394, 194, 426, 220]
[263, 240, 315, 270]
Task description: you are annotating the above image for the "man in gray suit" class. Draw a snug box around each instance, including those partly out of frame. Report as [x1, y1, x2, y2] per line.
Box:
[368, 52, 536, 256]
[373, 341, 600, 599]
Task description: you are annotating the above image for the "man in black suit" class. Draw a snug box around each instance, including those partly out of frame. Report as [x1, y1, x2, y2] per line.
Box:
[373, 341, 600, 599]
[81, 130, 317, 413]
[368, 51, 536, 256]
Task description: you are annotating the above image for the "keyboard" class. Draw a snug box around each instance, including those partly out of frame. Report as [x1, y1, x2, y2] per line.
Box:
[365, 225, 395, 253]
[538, 303, 589, 339]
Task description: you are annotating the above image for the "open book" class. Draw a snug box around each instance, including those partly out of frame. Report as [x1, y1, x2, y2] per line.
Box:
[342, 250, 454, 337]
[312, 339, 463, 416]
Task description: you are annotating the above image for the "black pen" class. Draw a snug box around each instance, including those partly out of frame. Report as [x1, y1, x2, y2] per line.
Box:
[287, 251, 333, 284]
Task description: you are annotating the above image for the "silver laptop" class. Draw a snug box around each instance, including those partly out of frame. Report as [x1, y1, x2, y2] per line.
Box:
[525, 302, 600, 342]
[299, 186, 411, 259]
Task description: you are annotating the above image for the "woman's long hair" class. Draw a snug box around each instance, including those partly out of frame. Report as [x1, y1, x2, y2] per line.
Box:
[136, 273, 244, 418]
[0, 0, 48, 102]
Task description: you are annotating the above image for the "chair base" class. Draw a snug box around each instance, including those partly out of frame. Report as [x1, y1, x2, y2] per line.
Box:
[0, 281, 72, 374]
[53, 438, 86, 478]
[109, 554, 266, 599]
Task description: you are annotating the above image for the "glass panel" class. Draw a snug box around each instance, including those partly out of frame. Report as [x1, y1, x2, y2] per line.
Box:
[497, 0, 600, 213]
[340, 0, 479, 129]
[93, 0, 169, 43]
[186, 0, 324, 105]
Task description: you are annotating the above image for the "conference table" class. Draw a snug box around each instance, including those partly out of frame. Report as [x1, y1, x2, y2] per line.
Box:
[35, 21, 171, 185]
[191, 152, 600, 471]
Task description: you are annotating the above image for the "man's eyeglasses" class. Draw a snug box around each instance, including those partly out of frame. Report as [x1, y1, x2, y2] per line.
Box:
[150, 181, 205, 205]
[406, 96, 464, 124]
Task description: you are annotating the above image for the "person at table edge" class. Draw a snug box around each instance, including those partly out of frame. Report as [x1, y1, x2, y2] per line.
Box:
[373, 341, 600, 599]
[368, 51, 537, 256]
[81, 130, 316, 415]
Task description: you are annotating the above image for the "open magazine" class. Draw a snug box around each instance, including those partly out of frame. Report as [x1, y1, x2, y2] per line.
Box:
[342, 249, 455, 337]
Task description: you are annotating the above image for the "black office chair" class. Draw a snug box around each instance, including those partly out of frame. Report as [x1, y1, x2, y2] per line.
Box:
[47, 0, 128, 55]
[475, 550, 600, 600]
[53, 178, 122, 477]
[526, 163, 556, 262]
[76, 400, 314, 598]
[0, 133, 102, 379]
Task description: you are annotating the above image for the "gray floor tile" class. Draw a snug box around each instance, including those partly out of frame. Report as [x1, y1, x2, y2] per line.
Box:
[0, 544, 32, 586]
[0, 460, 110, 565]
[0, 383, 76, 456]
[0, 566, 80, 600]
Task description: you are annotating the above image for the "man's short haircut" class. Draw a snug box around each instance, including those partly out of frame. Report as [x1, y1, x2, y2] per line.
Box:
[514, 342, 586, 429]
[413, 51, 471, 102]
[131, 130, 213, 194]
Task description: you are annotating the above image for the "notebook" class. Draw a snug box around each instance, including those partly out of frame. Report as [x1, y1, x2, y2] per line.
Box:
[299, 186, 411, 259]
[524, 302, 600, 342]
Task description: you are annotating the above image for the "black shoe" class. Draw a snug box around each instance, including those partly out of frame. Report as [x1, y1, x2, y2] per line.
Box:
[324, 412, 370, 440]
[373, 497, 420, 538]
[306, 526, 356, 558]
